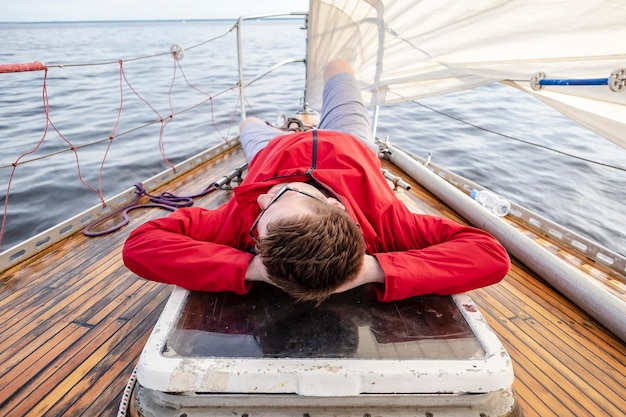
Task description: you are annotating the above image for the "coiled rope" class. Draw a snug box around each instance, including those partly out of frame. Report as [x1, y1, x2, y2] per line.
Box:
[83, 162, 247, 236]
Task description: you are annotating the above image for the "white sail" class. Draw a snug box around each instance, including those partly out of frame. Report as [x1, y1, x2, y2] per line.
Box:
[305, 0, 626, 149]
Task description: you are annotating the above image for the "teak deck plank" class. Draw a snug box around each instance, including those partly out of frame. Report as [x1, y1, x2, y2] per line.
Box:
[383, 163, 626, 417]
[473, 285, 617, 417]
[0, 145, 624, 417]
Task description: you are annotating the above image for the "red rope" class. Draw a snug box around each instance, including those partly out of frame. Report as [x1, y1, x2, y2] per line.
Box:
[1, 66, 108, 248]
[176, 60, 231, 142]
[45, 104, 105, 204]
[0, 62, 47, 74]
[0, 46, 240, 249]
[162, 58, 177, 170]
[119, 60, 176, 171]
[97, 61, 126, 202]
[1, 70, 51, 247]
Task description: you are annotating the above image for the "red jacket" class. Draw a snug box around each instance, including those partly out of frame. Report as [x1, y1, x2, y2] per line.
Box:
[123, 130, 510, 301]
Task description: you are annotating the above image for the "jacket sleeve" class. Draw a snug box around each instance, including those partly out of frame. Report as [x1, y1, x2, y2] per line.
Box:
[122, 206, 253, 294]
[373, 213, 511, 301]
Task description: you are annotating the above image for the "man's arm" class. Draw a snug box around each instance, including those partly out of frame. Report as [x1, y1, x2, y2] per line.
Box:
[375, 214, 511, 301]
[334, 214, 510, 300]
[245, 255, 271, 284]
[123, 206, 253, 294]
[333, 254, 384, 294]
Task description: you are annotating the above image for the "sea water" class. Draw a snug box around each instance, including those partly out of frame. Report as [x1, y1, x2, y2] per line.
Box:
[1, 19, 625, 256]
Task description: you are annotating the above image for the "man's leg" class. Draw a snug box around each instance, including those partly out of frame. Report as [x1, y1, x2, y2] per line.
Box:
[318, 59, 375, 152]
[239, 117, 284, 161]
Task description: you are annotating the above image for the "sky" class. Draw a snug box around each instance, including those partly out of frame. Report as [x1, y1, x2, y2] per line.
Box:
[0, 0, 310, 22]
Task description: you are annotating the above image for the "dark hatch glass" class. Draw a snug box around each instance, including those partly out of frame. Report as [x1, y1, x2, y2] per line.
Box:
[165, 284, 485, 360]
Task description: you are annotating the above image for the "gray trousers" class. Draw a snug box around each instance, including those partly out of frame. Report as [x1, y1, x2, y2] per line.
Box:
[240, 73, 374, 161]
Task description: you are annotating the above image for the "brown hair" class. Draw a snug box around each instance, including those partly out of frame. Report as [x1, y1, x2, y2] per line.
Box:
[256, 200, 365, 302]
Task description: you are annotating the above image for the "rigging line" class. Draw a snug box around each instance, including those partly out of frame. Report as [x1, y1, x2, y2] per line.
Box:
[412, 100, 626, 172]
[0, 84, 240, 171]
[2, 39, 266, 172]
[4, 47, 296, 170]
[156, 57, 179, 171]
[98, 61, 126, 200]
[1, 69, 52, 248]
[44, 24, 237, 69]
[3, 67, 106, 205]
[183, 22, 238, 52]
[45, 103, 105, 203]
[0, 120, 160, 170]
[452, 53, 626, 68]
[176, 58, 212, 97]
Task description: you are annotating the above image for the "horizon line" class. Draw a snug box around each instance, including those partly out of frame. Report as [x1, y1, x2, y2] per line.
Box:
[0, 16, 306, 25]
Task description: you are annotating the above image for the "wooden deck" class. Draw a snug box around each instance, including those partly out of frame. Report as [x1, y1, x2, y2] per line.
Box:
[0, 145, 624, 417]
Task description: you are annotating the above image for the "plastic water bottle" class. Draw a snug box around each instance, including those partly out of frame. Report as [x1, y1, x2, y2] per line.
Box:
[470, 189, 511, 217]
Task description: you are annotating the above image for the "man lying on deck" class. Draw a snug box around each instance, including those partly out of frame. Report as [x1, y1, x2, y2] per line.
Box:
[122, 59, 511, 302]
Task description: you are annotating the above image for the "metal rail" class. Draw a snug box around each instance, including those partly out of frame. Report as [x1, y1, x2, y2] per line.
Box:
[235, 12, 308, 120]
[379, 141, 626, 277]
[382, 142, 626, 343]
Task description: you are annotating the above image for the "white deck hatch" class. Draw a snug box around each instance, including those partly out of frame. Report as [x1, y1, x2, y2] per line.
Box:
[136, 284, 513, 397]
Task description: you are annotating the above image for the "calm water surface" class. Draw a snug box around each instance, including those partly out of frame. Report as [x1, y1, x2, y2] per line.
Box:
[1, 20, 625, 256]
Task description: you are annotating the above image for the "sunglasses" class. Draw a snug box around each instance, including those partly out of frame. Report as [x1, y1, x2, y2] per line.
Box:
[249, 184, 325, 243]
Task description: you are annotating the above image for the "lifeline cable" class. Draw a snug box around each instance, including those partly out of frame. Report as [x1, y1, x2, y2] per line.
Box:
[0, 27, 242, 249]
[412, 100, 626, 173]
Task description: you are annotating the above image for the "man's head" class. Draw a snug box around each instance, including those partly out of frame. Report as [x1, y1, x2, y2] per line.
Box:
[251, 182, 365, 302]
